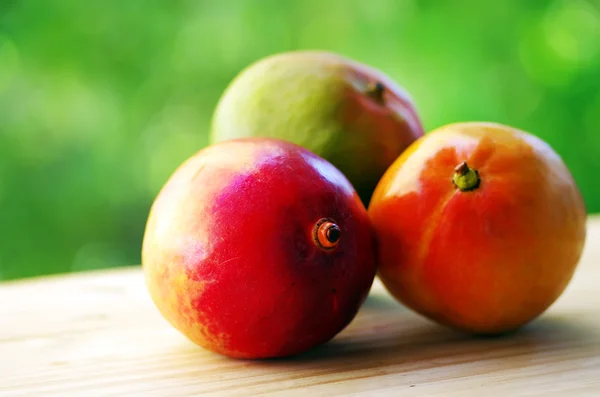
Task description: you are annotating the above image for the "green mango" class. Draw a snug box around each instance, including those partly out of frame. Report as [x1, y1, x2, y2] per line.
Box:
[210, 51, 424, 206]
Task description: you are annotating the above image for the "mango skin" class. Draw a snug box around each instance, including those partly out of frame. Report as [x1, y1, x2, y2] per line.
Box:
[368, 122, 587, 334]
[142, 138, 377, 358]
[210, 50, 424, 205]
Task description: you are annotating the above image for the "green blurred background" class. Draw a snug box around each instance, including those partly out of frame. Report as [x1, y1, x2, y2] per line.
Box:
[1, 0, 599, 280]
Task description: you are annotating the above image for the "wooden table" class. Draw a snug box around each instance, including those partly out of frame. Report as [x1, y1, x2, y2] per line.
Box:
[2, 220, 600, 397]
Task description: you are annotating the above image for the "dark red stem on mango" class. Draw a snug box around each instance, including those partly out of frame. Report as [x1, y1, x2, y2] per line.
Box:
[366, 81, 386, 105]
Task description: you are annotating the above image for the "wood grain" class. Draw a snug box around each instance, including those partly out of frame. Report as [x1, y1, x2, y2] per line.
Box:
[2, 219, 600, 396]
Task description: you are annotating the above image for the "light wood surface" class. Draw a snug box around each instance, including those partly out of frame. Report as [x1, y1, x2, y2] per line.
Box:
[2, 219, 600, 397]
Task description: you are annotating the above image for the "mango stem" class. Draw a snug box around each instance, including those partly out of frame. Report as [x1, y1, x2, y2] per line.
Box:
[453, 161, 480, 192]
[366, 81, 385, 105]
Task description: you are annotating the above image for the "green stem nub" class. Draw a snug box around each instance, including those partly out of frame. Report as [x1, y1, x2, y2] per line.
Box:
[453, 161, 480, 192]
[366, 81, 386, 105]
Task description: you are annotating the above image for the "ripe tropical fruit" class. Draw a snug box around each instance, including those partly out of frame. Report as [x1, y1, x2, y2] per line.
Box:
[142, 138, 377, 358]
[368, 122, 587, 334]
[210, 50, 424, 205]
